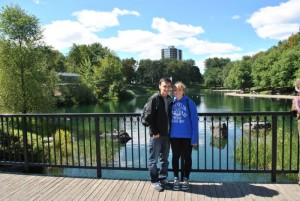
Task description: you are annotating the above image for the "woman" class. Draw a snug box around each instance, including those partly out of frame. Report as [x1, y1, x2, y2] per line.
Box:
[170, 81, 199, 191]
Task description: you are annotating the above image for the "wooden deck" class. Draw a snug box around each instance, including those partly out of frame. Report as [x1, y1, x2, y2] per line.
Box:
[1, 172, 300, 201]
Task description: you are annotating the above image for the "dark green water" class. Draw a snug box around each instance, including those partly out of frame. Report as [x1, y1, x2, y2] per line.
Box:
[55, 90, 292, 113]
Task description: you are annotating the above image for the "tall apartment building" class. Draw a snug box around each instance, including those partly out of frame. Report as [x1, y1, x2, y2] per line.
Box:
[161, 46, 182, 60]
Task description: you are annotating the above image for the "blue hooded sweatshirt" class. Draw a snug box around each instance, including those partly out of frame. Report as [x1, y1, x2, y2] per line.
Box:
[170, 95, 199, 145]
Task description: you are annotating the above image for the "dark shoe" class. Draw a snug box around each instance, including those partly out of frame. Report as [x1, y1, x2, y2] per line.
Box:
[159, 178, 172, 190]
[173, 177, 180, 191]
[181, 177, 189, 191]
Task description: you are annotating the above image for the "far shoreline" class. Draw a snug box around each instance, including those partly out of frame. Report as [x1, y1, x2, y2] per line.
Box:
[212, 90, 296, 100]
[224, 92, 296, 100]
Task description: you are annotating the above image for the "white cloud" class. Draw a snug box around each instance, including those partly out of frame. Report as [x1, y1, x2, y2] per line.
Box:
[100, 30, 158, 52]
[112, 8, 140, 16]
[182, 37, 241, 55]
[255, 23, 299, 40]
[247, 0, 300, 40]
[99, 19, 239, 60]
[43, 20, 99, 50]
[151, 18, 204, 38]
[99, 29, 181, 59]
[43, 8, 241, 61]
[195, 49, 263, 74]
[43, 8, 140, 49]
[72, 8, 140, 32]
[231, 15, 240, 20]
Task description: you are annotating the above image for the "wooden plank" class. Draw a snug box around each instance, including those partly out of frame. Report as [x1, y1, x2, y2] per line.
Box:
[200, 182, 212, 201]
[27, 176, 65, 200]
[1, 174, 32, 190]
[1, 174, 37, 199]
[8, 175, 48, 200]
[170, 187, 179, 201]
[214, 183, 226, 200]
[114, 180, 135, 201]
[137, 180, 151, 201]
[223, 182, 237, 200]
[124, 180, 143, 201]
[190, 183, 202, 201]
[93, 179, 119, 200]
[1, 173, 300, 201]
[231, 182, 247, 201]
[76, 179, 103, 201]
[275, 183, 298, 201]
[149, 183, 160, 201]
[163, 184, 173, 201]
[144, 182, 155, 201]
[157, 188, 167, 201]
[238, 182, 258, 201]
[54, 178, 87, 200]
[268, 183, 288, 201]
[35, 177, 76, 200]
[254, 183, 280, 201]
[209, 183, 219, 201]
[82, 179, 109, 201]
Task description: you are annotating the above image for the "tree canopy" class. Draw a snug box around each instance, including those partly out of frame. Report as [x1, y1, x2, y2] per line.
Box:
[0, 5, 55, 113]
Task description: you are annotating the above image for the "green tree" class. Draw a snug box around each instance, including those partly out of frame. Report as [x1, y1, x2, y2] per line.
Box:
[65, 43, 110, 73]
[121, 58, 136, 84]
[204, 68, 223, 88]
[224, 58, 253, 90]
[64, 43, 127, 100]
[251, 49, 280, 89]
[204, 57, 231, 71]
[94, 53, 127, 99]
[136, 59, 154, 84]
[189, 65, 203, 84]
[0, 5, 55, 113]
[39, 46, 66, 72]
[165, 59, 189, 84]
[270, 49, 300, 88]
[204, 57, 230, 88]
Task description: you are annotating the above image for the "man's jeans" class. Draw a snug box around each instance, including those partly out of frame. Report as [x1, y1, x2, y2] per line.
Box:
[148, 135, 170, 183]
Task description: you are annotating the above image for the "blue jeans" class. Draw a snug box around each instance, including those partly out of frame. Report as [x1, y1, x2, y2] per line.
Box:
[148, 135, 170, 183]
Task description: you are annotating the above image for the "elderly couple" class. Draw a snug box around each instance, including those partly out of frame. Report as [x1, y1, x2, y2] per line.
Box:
[143, 77, 199, 192]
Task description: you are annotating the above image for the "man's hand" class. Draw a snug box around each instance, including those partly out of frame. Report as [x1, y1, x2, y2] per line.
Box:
[153, 134, 160, 138]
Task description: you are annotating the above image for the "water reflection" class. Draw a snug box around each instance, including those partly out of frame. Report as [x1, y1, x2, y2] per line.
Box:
[55, 91, 291, 114]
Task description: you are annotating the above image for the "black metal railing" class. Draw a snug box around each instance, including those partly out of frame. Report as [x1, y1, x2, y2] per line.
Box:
[0, 112, 298, 181]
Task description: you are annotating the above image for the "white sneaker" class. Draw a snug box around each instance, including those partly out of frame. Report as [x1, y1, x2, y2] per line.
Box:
[151, 182, 163, 192]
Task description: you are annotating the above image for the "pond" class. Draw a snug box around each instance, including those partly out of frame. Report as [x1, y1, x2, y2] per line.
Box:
[50, 90, 295, 182]
[55, 90, 292, 114]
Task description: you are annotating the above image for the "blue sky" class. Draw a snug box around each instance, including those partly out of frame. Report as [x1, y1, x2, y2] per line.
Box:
[0, 0, 299, 73]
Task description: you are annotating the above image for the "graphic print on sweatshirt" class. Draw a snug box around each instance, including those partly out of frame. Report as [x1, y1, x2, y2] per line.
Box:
[172, 102, 188, 124]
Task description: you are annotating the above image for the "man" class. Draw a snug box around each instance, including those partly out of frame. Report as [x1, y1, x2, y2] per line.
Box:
[144, 77, 172, 192]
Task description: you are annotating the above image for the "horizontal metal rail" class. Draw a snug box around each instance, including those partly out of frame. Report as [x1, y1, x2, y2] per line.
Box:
[0, 112, 298, 181]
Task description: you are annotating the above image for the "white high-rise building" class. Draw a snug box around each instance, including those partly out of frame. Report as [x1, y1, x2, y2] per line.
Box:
[161, 46, 182, 60]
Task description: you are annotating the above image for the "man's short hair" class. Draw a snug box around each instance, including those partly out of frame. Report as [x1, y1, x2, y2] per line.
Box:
[159, 77, 172, 85]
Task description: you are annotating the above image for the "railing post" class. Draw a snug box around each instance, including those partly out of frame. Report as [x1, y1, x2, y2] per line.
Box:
[22, 116, 29, 172]
[271, 114, 277, 182]
[180, 154, 184, 181]
[95, 116, 102, 178]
